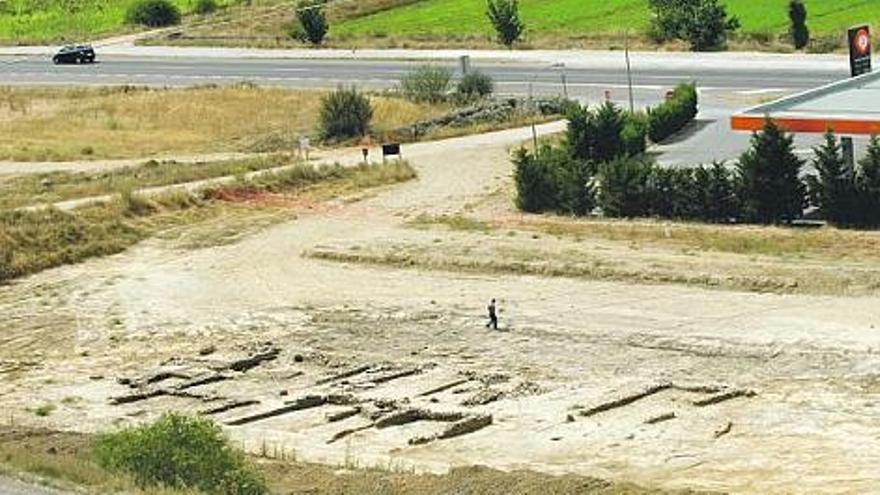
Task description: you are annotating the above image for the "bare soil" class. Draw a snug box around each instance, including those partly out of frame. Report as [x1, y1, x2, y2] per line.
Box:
[1, 122, 879, 494]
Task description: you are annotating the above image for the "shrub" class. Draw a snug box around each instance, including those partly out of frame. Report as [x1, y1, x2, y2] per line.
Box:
[693, 161, 740, 222]
[807, 131, 858, 226]
[513, 147, 558, 213]
[855, 135, 880, 227]
[596, 157, 655, 218]
[788, 0, 809, 50]
[296, 0, 328, 45]
[401, 65, 452, 103]
[647, 82, 698, 143]
[486, 0, 524, 48]
[457, 71, 494, 100]
[621, 112, 648, 156]
[318, 86, 373, 141]
[548, 148, 594, 216]
[649, 166, 700, 219]
[736, 119, 807, 224]
[648, 0, 740, 51]
[94, 413, 266, 495]
[513, 146, 594, 215]
[194, 0, 218, 15]
[125, 0, 181, 27]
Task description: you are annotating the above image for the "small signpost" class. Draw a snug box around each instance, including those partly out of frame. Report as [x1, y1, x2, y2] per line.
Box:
[460, 55, 471, 75]
[359, 136, 372, 164]
[382, 143, 401, 162]
[849, 25, 872, 77]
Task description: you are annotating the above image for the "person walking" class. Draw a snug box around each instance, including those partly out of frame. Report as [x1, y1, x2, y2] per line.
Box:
[486, 298, 498, 330]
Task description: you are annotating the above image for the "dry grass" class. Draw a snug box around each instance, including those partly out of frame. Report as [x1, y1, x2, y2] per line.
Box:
[516, 216, 880, 263]
[0, 161, 417, 283]
[0, 85, 446, 162]
[0, 155, 296, 210]
[0, 429, 196, 495]
[304, 213, 880, 296]
[0, 426, 680, 495]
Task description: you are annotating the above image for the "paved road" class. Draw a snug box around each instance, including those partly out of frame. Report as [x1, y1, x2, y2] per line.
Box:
[0, 50, 857, 165]
[0, 55, 845, 94]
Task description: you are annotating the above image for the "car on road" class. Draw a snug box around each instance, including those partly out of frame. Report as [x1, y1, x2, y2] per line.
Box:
[52, 44, 96, 64]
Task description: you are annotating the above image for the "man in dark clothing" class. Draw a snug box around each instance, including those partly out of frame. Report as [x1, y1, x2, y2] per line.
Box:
[486, 298, 498, 330]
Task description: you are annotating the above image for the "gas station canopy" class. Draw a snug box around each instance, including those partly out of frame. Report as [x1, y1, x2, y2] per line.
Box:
[731, 70, 880, 135]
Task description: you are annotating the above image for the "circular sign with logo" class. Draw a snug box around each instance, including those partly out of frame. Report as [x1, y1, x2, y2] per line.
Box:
[855, 28, 871, 55]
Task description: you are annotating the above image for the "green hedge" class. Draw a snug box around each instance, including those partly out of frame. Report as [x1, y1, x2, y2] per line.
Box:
[596, 158, 739, 221]
[647, 83, 698, 143]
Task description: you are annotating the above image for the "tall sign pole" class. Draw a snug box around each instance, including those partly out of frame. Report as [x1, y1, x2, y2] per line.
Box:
[843, 25, 871, 165]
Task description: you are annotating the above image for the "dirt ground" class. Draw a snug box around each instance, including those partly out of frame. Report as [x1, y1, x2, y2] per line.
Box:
[1, 122, 880, 494]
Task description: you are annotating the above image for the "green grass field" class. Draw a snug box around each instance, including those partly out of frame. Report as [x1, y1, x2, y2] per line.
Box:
[2, 0, 878, 48]
[334, 0, 879, 41]
[0, 0, 233, 44]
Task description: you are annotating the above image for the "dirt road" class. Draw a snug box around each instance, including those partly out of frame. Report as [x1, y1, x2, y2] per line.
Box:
[0, 477, 66, 495]
[1, 122, 879, 494]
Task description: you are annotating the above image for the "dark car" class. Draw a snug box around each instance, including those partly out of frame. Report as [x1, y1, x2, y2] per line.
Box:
[52, 44, 96, 64]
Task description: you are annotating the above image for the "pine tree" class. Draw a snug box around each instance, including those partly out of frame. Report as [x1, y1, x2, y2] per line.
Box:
[788, 0, 810, 50]
[857, 136, 880, 226]
[593, 102, 625, 163]
[736, 120, 807, 224]
[486, 0, 524, 48]
[514, 147, 557, 213]
[693, 161, 739, 222]
[810, 131, 858, 226]
[296, 0, 328, 45]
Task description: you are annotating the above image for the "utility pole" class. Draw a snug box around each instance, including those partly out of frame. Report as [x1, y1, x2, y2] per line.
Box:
[625, 30, 635, 113]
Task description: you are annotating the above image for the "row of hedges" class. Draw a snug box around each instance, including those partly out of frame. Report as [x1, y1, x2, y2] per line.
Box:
[515, 112, 880, 227]
[596, 159, 738, 221]
[647, 82, 698, 143]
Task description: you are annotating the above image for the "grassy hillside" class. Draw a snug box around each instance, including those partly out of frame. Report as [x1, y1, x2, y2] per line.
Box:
[334, 0, 878, 45]
[3, 0, 876, 49]
[0, 0, 234, 44]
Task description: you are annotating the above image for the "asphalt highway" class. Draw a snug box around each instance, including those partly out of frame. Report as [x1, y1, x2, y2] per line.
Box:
[0, 55, 846, 94]
[0, 52, 854, 165]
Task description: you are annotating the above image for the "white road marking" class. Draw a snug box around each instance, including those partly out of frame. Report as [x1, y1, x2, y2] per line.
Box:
[738, 88, 787, 95]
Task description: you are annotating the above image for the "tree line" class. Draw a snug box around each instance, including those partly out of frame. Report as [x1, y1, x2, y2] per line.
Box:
[515, 106, 880, 228]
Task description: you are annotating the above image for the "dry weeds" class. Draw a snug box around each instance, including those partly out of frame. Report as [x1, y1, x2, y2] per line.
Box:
[0, 85, 446, 162]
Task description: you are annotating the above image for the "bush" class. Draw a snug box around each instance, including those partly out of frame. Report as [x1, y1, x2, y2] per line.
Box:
[649, 166, 700, 219]
[567, 103, 613, 162]
[318, 86, 373, 141]
[194, 0, 218, 15]
[513, 146, 594, 215]
[296, 0, 328, 45]
[788, 0, 809, 50]
[401, 65, 452, 103]
[457, 71, 494, 100]
[94, 414, 266, 495]
[621, 112, 648, 156]
[692, 161, 740, 222]
[647, 82, 698, 143]
[513, 147, 558, 213]
[596, 157, 655, 218]
[125, 0, 181, 27]
[486, 0, 524, 48]
[807, 131, 858, 226]
[857, 136, 880, 227]
[736, 119, 807, 224]
[648, 0, 740, 51]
